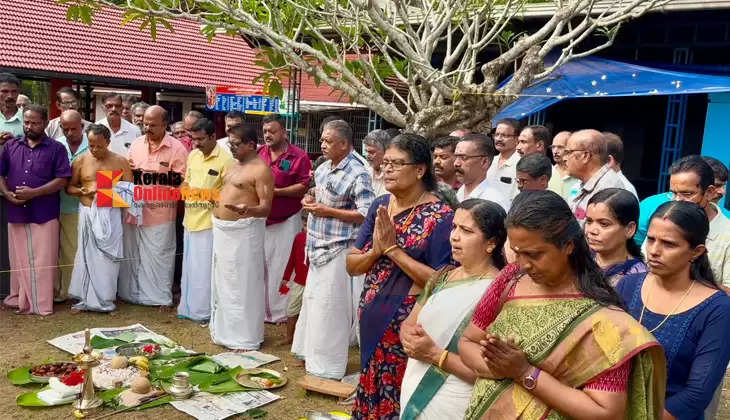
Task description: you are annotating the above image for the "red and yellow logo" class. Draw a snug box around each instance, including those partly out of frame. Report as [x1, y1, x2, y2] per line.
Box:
[96, 170, 129, 208]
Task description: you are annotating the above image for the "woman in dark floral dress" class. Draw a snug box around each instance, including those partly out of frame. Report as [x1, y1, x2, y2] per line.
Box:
[346, 134, 454, 420]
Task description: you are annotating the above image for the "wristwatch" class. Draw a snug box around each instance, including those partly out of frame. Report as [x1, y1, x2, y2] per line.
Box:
[522, 367, 541, 391]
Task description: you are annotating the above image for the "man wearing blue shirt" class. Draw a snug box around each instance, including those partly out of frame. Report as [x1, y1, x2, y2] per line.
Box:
[55, 110, 89, 302]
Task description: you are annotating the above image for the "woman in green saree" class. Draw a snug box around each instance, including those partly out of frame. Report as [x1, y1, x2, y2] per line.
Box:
[459, 190, 666, 420]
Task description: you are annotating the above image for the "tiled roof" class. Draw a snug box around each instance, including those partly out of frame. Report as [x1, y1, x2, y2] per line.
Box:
[0, 0, 260, 90]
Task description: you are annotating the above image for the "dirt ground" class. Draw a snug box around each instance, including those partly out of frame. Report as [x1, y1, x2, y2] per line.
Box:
[2, 302, 730, 420]
[1, 302, 360, 419]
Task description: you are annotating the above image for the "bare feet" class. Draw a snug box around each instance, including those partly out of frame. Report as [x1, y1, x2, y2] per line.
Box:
[292, 359, 305, 367]
[277, 339, 293, 347]
[157, 305, 173, 313]
[70, 306, 82, 314]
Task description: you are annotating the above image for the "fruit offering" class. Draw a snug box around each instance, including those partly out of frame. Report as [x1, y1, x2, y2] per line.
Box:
[30, 362, 79, 379]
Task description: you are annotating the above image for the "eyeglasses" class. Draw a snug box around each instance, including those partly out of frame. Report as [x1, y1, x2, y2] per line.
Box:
[381, 160, 417, 170]
[454, 154, 488, 162]
[59, 100, 77, 106]
[563, 149, 589, 157]
[667, 190, 701, 201]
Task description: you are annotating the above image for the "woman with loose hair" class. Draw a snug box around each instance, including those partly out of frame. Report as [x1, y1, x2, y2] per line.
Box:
[399, 199, 507, 419]
[585, 188, 647, 286]
[459, 190, 665, 419]
[347, 133, 454, 419]
[617, 201, 730, 420]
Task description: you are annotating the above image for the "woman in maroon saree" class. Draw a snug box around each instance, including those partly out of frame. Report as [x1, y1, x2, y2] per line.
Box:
[346, 134, 454, 419]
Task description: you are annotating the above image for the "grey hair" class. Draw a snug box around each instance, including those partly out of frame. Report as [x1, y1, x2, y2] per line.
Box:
[323, 119, 353, 144]
[363, 129, 391, 151]
[131, 101, 150, 113]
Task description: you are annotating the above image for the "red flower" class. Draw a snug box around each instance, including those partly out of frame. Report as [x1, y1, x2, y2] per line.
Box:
[423, 217, 436, 233]
[61, 370, 84, 386]
[382, 328, 401, 346]
[374, 348, 385, 363]
[404, 235, 417, 248]
[385, 352, 399, 364]
[377, 398, 395, 416]
[142, 344, 160, 354]
[363, 288, 377, 306]
[396, 362, 407, 382]
[381, 372, 395, 386]
[363, 367, 377, 395]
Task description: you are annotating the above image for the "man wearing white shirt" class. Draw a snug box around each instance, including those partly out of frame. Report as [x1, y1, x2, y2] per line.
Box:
[454, 133, 510, 211]
[216, 110, 244, 149]
[486, 118, 521, 203]
[96, 93, 141, 156]
[604, 132, 638, 198]
[45, 87, 90, 139]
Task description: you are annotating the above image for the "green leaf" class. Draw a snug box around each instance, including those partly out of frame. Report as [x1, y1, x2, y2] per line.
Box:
[79, 5, 92, 24]
[16, 388, 51, 407]
[149, 17, 158, 40]
[246, 407, 267, 418]
[158, 17, 174, 33]
[267, 80, 284, 99]
[66, 4, 79, 21]
[136, 394, 173, 410]
[189, 360, 223, 374]
[7, 366, 33, 385]
[98, 387, 125, 403]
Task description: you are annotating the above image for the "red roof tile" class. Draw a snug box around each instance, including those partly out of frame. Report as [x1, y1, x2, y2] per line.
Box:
[0, 0, 260, 90]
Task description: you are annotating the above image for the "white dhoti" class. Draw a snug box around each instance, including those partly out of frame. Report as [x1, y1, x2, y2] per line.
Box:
[209, 216, 266, 350]
[69, 204, 123, 312]
[177, 228, 213, 322]
[118, 222, 175, 306]
[291, 249, 353, 380]
[350, 273, 364, 346]
[263, 212, 302, 323]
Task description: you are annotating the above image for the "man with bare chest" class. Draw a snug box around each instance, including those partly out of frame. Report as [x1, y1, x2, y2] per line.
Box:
[210, 123, 274, 350]
[66, 124, 132, 312]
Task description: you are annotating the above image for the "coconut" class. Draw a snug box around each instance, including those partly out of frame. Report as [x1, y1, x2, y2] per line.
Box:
[130, 376, 151, 394]
[110, 355, 128, 369]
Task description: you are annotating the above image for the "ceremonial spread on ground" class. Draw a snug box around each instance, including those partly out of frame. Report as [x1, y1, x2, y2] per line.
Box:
[6, 322, 355, 419]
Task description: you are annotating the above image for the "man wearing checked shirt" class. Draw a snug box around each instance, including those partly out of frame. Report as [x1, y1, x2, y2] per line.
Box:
[291, 119, 374, 380]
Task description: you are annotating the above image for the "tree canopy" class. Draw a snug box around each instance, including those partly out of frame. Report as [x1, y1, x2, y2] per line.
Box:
[59, 0, 672, 136]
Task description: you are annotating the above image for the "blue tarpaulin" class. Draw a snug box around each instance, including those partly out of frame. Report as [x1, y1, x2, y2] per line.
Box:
[493, 56, 730, 122]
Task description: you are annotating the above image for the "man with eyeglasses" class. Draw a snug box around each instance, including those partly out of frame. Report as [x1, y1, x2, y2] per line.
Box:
[454, 133, 509, 211]
[564, 129, 625, 226]
[96, 93, 142, 156]
[486, 118, 521, 203]
[636, 156, 730, 282]
[45, 87, 90, 140]
[547, 131, 581, 202]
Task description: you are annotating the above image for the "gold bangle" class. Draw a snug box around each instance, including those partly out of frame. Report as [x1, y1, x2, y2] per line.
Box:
[383, 245, 399, 255]
[437, 350, 449, 370]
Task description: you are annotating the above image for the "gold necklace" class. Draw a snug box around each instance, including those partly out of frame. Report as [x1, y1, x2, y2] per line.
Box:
[388, 191, 427, 230]
[639, 277, 695, 333]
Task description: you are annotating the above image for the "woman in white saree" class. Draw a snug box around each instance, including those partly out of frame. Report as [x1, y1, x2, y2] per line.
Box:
[399, 199, 507, 420]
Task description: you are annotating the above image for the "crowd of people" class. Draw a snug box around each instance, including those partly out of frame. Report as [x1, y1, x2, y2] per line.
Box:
[2, 70, 730, 419]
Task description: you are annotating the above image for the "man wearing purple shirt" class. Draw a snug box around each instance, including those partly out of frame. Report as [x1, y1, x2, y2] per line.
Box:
[258, 114, 312, 324]
[0, 104, 71, 315]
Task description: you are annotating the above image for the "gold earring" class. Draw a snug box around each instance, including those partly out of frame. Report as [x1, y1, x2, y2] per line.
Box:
[487, 247, 494, 254]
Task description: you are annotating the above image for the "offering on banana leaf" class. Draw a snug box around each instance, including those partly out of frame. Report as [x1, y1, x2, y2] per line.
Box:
[234, 368, 287, 390]
[29, 362, 79, 383]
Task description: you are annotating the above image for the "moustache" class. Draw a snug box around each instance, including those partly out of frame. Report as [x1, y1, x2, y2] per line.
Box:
[455, 168, 464, 175]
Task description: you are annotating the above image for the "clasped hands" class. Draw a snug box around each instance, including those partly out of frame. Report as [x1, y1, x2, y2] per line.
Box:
[300, 189, 330, 217]
[478, 333, 533, 381]
[371, 205, 397, 257]
[401, 322, 441, 364]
